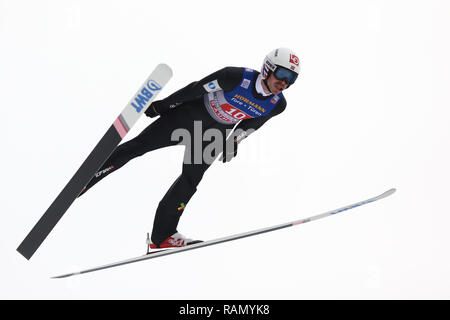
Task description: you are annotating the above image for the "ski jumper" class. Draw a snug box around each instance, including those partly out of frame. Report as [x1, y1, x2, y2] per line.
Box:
[78, 67, 287, 246]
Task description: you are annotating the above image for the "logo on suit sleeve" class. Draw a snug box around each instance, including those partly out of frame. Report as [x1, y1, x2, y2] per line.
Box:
[203, 80, 222, 93]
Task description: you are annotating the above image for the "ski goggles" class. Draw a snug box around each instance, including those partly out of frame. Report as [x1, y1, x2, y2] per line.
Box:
[273, 66, 298, 85]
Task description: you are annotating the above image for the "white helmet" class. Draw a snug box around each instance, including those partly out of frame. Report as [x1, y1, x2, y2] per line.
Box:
[261, 47, 300, 85]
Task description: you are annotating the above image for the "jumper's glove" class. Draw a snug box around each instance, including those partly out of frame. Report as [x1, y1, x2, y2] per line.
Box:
[145, 101, 163, 118]
[145, 101, 183, 118]
[220, 138, 238, 163]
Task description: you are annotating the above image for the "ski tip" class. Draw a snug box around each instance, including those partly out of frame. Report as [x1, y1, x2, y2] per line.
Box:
[383, 188, 397, 197]
[373, 188, 396, 201]
[156, 63, 173, 77]
[51, 274, 69, 279]
[51, 272, 79, 279]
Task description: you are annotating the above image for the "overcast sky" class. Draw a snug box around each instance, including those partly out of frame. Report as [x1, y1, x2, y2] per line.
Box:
[1, 0, 449, 299]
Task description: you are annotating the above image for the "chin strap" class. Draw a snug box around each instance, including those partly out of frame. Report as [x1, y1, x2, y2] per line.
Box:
[263, 77, 273, 95]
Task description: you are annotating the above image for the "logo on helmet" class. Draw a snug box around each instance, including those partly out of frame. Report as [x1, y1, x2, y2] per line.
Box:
[266, 59, 276, 71]
[289, 54, 299, 67]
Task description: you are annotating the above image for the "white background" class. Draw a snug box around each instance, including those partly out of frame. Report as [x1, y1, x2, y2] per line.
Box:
[1, 0, 449, 299]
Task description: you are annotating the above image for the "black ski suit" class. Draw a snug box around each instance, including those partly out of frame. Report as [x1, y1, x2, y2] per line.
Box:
[79, 66, 287, 246]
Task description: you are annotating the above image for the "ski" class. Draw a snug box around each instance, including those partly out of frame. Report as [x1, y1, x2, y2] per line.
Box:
[17, 64, 173, 260]
[52, 188, 396, 278]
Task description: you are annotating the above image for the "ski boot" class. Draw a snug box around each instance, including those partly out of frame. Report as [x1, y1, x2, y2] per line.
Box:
[146, 232, 202, 254]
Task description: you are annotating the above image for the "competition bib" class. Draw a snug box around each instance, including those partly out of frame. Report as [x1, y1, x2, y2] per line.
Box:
[203, 69, 282, 124]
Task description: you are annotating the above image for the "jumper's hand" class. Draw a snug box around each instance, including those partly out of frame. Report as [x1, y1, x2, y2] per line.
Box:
[145, 101, 183, 118]
[144, 101, 162, 118]
[220, 139, 238, 163]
